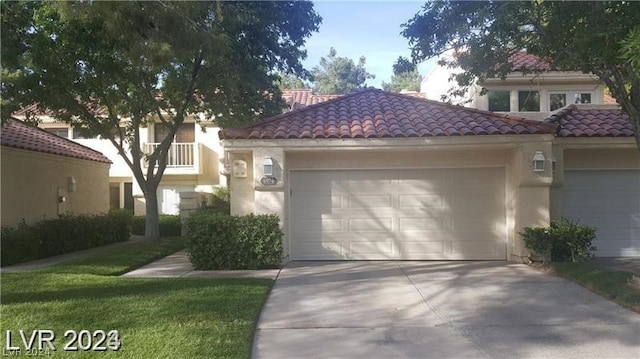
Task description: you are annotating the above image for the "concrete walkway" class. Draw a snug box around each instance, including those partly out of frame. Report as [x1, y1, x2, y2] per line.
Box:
[122, 251, 280, 279]
[2, 239, 279, 279]
[253, 261, 640, 359]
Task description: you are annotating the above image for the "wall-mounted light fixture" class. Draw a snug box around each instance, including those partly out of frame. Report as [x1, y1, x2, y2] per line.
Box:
[551, 156, 557, 173]
[532, 151, 546, 172]
[67, 176, 77, 192]
[263, 157, 274, 176]
[260, 157, 278, 185]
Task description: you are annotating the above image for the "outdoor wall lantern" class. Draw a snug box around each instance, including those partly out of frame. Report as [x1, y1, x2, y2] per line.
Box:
[532, 151, 546, 172]
[260, 157, 278, 185]
[67, 176, 77, 192]
[263, 157, 274, 176]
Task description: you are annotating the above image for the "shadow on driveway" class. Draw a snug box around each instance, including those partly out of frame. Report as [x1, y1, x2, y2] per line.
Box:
[253, 261, 640, 359]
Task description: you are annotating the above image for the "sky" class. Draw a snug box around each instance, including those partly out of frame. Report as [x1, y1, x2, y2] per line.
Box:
[301, 1, 437, 89]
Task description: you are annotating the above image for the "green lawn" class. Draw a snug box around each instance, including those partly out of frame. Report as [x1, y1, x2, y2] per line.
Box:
[552, 261, 640, 314]
[1, 238, 273, 358]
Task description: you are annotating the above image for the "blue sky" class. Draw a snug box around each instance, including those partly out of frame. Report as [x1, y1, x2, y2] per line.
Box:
[301, 1, 436, 89]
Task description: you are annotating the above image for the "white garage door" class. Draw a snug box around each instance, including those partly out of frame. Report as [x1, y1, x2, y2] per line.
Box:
[290, 168, 506, 260]
[563, 170, 640, 257]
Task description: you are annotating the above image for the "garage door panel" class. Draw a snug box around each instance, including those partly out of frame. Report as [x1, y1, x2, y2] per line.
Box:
[349, 241, 394, 258]
[292, 195, 342, 210]
[294, 241, 344, 259]
[398, 241, 445, 257]
[398, 194, 444, 208]
[452, 241, 502, 256]
[563, 170, 640, 257]
[348, 218, 393, 231]
[398, 217, 445, 231]
[297, 218, 343, 232]
[291, 168, 506, 260]
[348, 194, 393, 208]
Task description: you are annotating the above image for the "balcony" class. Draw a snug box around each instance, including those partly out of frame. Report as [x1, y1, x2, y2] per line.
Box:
[144, 142, 202, 175]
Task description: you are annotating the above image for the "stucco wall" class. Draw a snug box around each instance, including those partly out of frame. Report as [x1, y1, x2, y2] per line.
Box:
[1, 147, 110, 226]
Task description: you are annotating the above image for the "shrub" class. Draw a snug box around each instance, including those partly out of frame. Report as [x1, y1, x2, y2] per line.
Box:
[199, 187, 230, 215]
[1, 210, 132, 266]
[550, 218, 597, 262]
[519, 226, 553, 263]
[520, 218, 596, 263]
[131, 215, 182, 237]
[186, 212, 282, 270]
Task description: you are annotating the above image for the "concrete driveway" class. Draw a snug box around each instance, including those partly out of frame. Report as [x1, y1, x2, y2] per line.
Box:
[253, 261, 640, 359]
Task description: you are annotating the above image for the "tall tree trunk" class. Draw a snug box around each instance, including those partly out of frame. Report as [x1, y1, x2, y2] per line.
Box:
[144, 183, 161, 242]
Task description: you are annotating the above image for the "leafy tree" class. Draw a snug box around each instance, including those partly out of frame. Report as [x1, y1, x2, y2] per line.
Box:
[311, 47, 375, 94]
[1, 1, 320, 240]
[382, 56, 421, 92]
[621, 27, 640, 78]
[275, 72, 311, 91]
[402, 1, 640, 149]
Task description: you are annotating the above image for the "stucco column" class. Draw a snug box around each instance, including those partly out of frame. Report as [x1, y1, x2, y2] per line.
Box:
[229, 152, 254, 215]
[252, 148, 288, 259]
[511, 141, 554, 262]
[252, 148, 285, 216]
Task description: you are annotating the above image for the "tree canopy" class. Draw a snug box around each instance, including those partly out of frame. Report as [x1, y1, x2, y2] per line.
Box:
[1, 0, 321, 239]
[311, 47, 375, 95]
[275, 72, 311, 91]
[382, 56, 421, 93]
[402, 0, 640, 149]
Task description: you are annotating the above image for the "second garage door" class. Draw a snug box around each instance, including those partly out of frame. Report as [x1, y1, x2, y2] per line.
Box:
[563, 170, 640, 257]
[290, 168, 506, 260]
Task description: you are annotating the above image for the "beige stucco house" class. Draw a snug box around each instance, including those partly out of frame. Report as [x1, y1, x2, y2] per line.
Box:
[12, 106, 227, 216]
[1, 119, 111, 226]
[220, 89, 639, 263]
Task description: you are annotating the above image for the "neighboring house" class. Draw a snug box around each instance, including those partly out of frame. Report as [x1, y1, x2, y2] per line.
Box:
[1, 118, 111, 226]
[220, 89, 639, 262]
[11, 107, 227, 216]
[421, 51, 606, 121]
[282, 89, 340, 111]
[10, 91, 339, 216]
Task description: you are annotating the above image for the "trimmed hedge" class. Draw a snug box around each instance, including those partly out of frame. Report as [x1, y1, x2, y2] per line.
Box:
[186, 212, 282, 270]
[520, 218, 597, 263]
[131, 215, 182, 237]
[1, 210, 132, 266]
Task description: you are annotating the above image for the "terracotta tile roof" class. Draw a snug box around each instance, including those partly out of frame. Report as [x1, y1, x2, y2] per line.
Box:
[220, 89, 556, 140]
[509, 52, 556, 72]
[546, 105, 634, 137]
[282, 89, 341, 111]
[604, 93, 617, 104]
[1, 118, 111, 163]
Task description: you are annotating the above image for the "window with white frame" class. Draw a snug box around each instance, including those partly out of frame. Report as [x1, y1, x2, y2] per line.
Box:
[43, 127, 69, 138]
[549, 93, 567, 111]
[518, 90, 540, 112]
[487, 90, 510, 111]
[549, 92, 592, 111]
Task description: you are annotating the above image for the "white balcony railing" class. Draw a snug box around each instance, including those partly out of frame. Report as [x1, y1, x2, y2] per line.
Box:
[144, 142, 195, 168]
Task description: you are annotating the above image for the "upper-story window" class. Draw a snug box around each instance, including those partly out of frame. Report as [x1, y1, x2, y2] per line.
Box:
[43, 127, 69, 138]
[574, 93, 591, 104]
[549, 93, 567, 111]
[72, 129, 98, 139]
[488, 90, 510, 112]
[549, 92, 592, 111]
[518, 91, 540, 112]
[154, 123, 195, 143]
